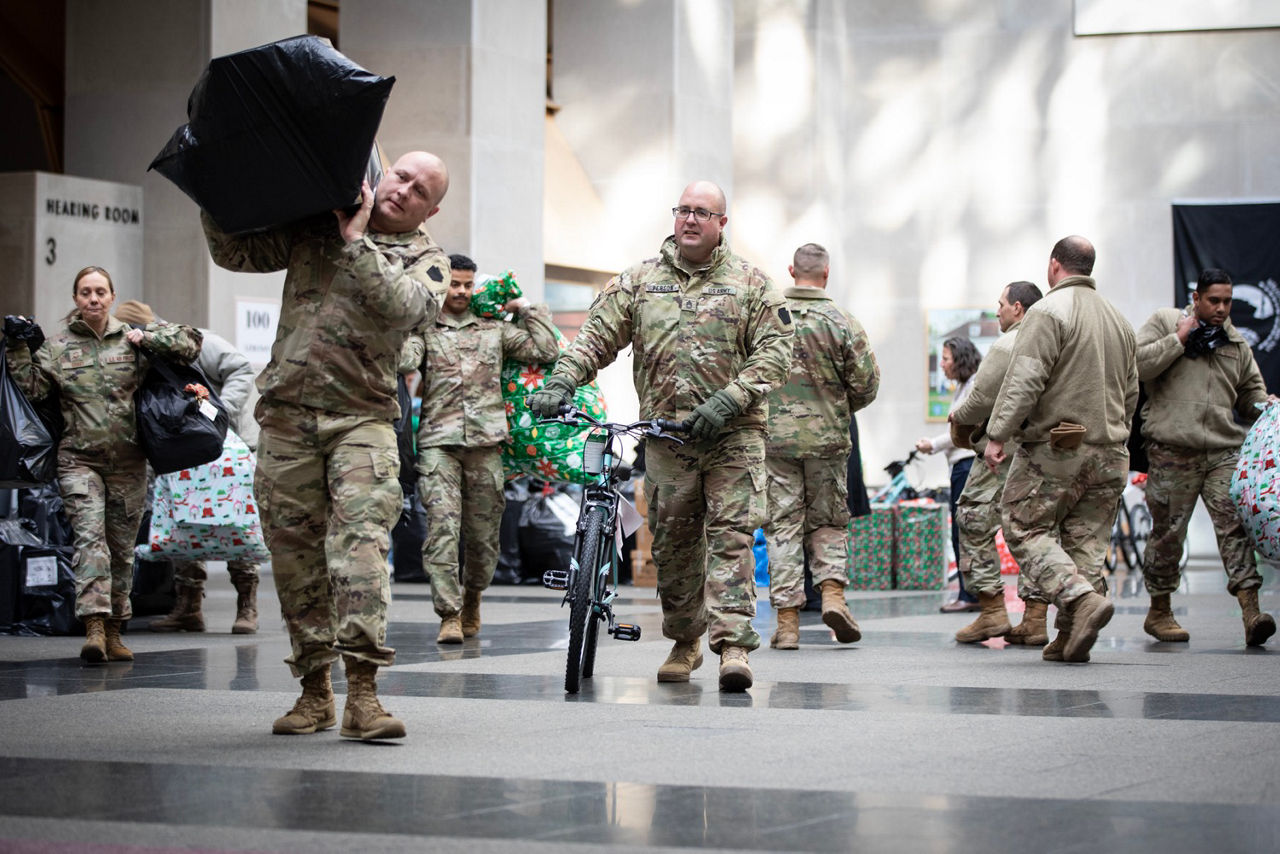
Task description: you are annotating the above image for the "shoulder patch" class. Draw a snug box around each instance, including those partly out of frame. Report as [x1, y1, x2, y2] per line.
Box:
[778, 306, 792, 326]
[427, 266, 444, 282]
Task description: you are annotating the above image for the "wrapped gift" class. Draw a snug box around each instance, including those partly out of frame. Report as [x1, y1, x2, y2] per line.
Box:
[472, 273, 609, 485]
[996, 528, 1021, 574]
[849, 503, 894, 589]
[1231, 402, 1280, 561]
[892, 498, 946, 589]
[470, 270, 522, 318]
[142, 430, 270, 562]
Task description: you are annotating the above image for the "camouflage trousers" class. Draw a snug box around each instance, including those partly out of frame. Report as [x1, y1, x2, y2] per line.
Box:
[1001, 441, 1125, 607]
[644, 428, 768, 653]
[255, 403, 401, 677]
[764, 454, 851, 608]
[416, 444, 505, 617]
[58, 449, 148, 620]
[171, 560, 259, 590]
[1142, 441, 1259, 596]
[956, 451, 1047, 601]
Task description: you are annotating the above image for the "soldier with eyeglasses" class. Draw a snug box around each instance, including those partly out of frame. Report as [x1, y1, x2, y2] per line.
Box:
[529, 180, 794, 691]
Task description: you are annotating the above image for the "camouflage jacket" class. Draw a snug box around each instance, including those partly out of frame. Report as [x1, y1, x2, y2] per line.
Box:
[5, 313, 202, 458]
[201, 211, 448, 421]
[551, 235, 794, 429]
[410, 305, 559, 448]
[949, 320, 1022, 455]
[988, 277, 1137, 446]
[1136, 308, 1268, 450]
[765, 286, 878, 457]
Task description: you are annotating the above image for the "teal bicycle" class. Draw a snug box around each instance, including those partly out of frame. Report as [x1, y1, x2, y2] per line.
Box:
[540, 405, 688, 693]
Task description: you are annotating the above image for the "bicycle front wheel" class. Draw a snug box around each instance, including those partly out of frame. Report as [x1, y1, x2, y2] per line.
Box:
[565, 508, 606, 693]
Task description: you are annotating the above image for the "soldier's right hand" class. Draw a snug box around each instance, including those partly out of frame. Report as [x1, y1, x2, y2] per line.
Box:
[528, 374, 576, 418]
[4, 315, 44, 352]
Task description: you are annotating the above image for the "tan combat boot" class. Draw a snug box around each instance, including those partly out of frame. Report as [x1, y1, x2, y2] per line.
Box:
[461, 589, 482, 638]
[1237, 588, 1277, 647]
[1062, 591, 1113, 663]
[105, 618, 134, 661]
[656, 639, 703, 682]
[341, 658, 406, 741]
[770, 607, 800, 649]
[718, 646, 753, 692]
[1004, 600, 1049, 646]
[80, 615, 107, 663]
[1143, 593, 1189, 642]
[437, 615, 464, 644]
[1042, 609, 1077, 662]
[954, 591, 1013, 644]
[231, 575, 259, 634]
[148, 585, 205, 633]
[818, 580, 861, 643]
[272, 667, 337, 735]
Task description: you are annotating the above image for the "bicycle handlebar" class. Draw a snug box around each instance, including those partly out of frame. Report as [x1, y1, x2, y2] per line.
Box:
[546, 405, 689, 440]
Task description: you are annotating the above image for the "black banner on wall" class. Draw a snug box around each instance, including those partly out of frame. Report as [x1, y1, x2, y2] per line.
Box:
[1172, 202, 1280, 394]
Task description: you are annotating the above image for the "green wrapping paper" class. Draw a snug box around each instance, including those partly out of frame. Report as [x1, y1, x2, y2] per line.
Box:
[848, 503, 894, 590]
[470, 270, 522, 318]
[472, 272, 609, 484]
[892, 499, 946, 589]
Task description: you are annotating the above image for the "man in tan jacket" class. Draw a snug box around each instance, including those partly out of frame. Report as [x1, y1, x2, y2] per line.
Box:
[1136, 267, 1276, 646]
[984, 236, 1138, 664]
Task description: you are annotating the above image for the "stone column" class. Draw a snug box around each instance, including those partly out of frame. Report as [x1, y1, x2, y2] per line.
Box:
[341, 0, 547, 296]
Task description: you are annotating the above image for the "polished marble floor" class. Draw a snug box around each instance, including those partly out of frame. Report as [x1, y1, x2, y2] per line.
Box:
[0, 564, 1277, 853]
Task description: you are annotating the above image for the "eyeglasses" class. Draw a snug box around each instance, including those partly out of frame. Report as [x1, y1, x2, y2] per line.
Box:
[672, 206, 723, 222]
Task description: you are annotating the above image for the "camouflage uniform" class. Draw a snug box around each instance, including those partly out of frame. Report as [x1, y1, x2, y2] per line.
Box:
[6, 313, 201, 619]
[550, 235, 794, 652]
[987, 276, 1137, 607]
[408, 305, 558, 616]
[171, 328, 259, 593]
[202, 211, 447, 677]
[948, 320, 1046, 600]
[1136, 309, 1270, 595]
[763, 286, 879, 608]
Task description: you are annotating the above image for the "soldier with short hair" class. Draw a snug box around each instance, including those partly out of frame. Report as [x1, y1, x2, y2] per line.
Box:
[763, 243, 879, 650]
[203, 151, 451, 740]
[528, 180, 794, 691]
[947, 280, 1045, 645]
[1136, 267, 1277, 646]
[984, 235, 1137, 664]
[402, 253, 559, 644]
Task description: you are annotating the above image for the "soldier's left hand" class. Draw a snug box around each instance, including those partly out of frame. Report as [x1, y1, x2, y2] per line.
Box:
[504, 297, 530, 315]
[335, 180, 374, 244]
[687, 389, 741, 441]
[125, 328, 145, 346]
[983, 439, 1006, 472]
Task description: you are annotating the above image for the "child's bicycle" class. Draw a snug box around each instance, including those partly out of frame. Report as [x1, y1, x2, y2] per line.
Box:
[539, 405, 688, 693]
[870, 450, 922, 504]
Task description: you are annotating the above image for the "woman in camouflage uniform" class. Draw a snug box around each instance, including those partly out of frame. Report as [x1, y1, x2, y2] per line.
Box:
[4, 266, 201, 663]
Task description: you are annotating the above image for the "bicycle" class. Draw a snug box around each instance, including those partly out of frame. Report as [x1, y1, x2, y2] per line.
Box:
[870, 450, 922, 504]
[539, 405, 688, 693]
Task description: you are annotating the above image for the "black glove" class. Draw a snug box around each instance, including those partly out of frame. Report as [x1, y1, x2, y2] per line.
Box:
[4, 315, 45, 353]
[528, 374, 576, 418]
[686, 389, 742, 441]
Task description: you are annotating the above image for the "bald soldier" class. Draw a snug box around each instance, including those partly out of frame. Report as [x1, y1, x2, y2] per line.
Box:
[764, 243, 879, 650]
[203, 151, 451, 740]
[529, 180, 794, 692]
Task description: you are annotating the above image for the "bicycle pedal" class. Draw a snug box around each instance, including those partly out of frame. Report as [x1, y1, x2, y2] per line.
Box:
[611, 623, 641, 642]
[542, 569, 570, 591]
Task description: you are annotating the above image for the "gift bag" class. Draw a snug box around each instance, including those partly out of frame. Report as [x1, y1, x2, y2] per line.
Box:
[135, 353, 229, 475]
[0, 340, 58, 488]
[143, 430, 269, 562]
[470, 270, 522, 318]
[1231, 402, 1280, 561]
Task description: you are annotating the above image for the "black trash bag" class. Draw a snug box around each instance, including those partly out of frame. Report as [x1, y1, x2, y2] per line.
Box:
[0, 339, 58, 488]
[134, 353, 229, 475]
[18, 484, 74, 547]
[0, 519, 43, 632]
[518, 485, 576, 583]
[149, 34, 394, 235]
[391, 492, 428, 583]
[130, 509, 175, 616]
[14, 544, 78, 636]
[492, 478, 530, 585]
